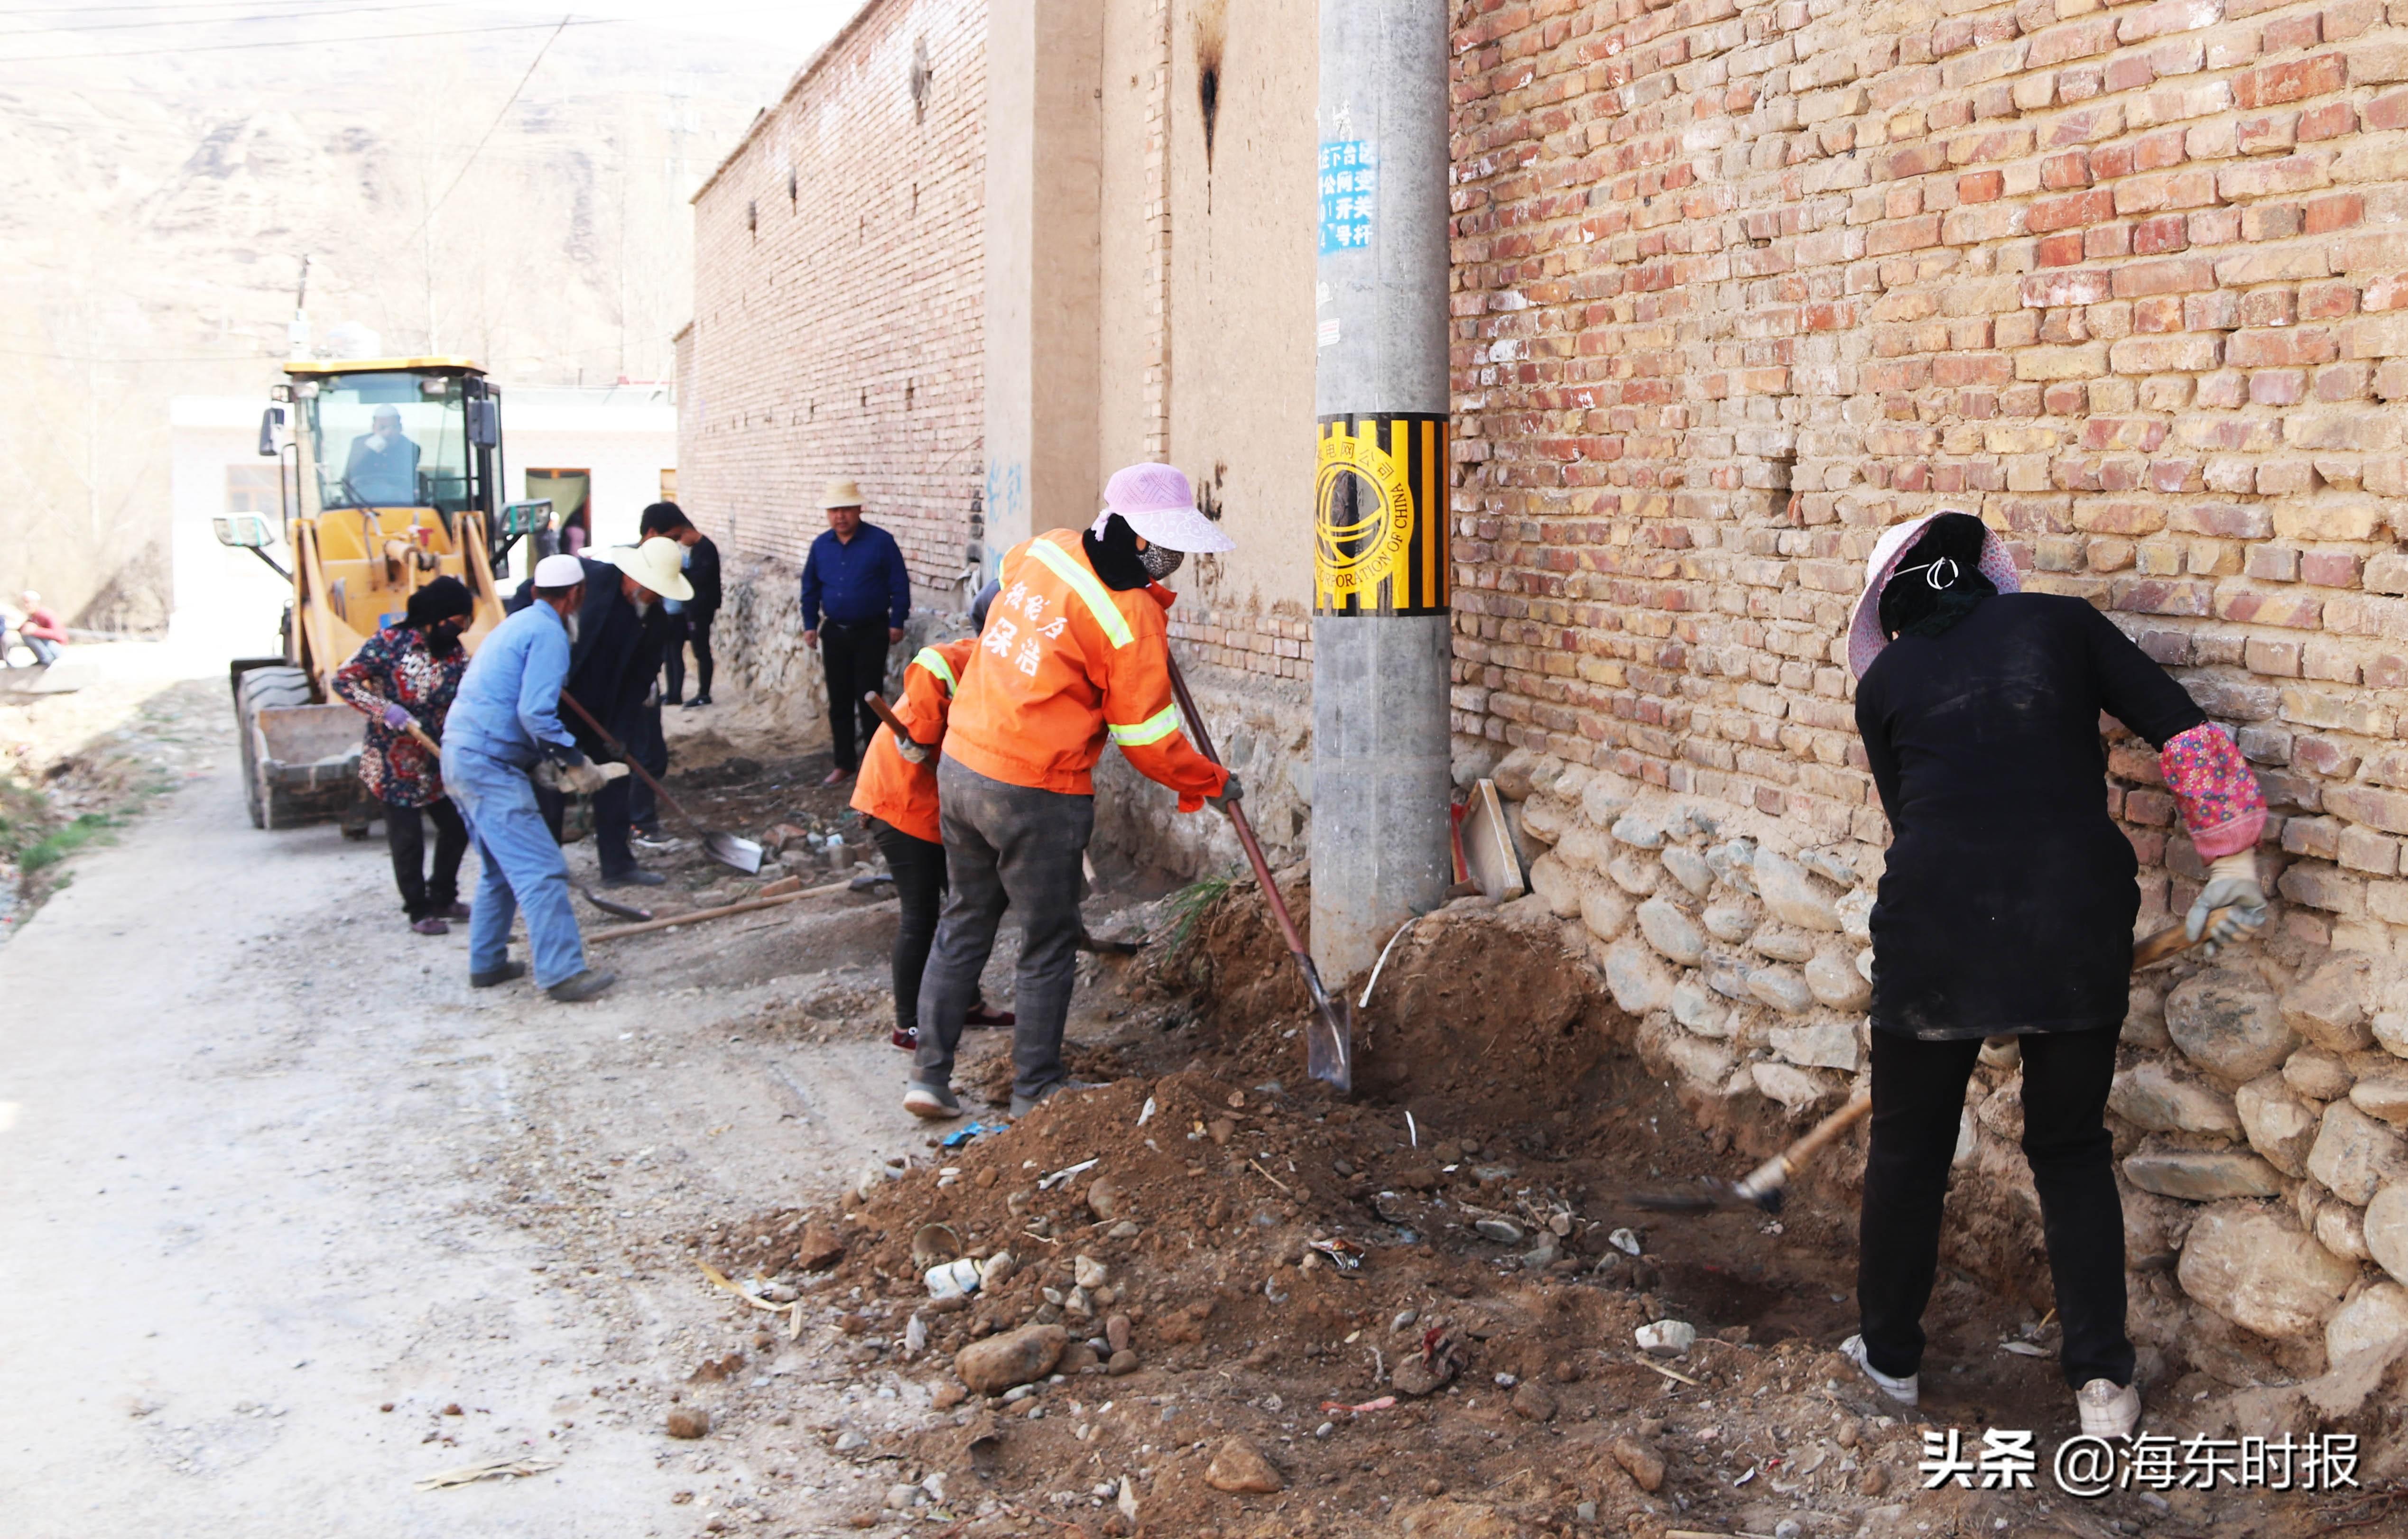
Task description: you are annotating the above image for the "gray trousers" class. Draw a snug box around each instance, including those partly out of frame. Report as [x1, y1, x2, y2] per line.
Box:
[914, 758, 1093, 1102]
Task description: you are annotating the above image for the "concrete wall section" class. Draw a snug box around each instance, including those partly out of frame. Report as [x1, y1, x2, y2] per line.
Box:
[983, 0, 1106, 562]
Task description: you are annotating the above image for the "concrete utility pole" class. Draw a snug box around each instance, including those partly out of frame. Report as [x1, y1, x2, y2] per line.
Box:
[1310, 0, 1453, 980]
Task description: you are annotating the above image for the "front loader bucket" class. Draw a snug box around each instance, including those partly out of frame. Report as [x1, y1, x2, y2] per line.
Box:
[253, 702, 367, 829]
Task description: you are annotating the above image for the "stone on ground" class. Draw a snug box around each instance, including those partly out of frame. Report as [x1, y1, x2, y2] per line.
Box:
[2177, 1203, 2357, 1338]
[1204, 1437, 1283, 1493]
[954, 1323, 1067, 1395]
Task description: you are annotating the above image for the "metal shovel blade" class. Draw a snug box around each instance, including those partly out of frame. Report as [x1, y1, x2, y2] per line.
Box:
[1303, 977, 1353, 1095]
[706, 831, 765, 874]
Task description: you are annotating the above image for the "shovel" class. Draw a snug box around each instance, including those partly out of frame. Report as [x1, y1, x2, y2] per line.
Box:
[1163, 657, 1353, 1094]
[1629, 906, 2238, 1216]
[556, 690, 764, 874]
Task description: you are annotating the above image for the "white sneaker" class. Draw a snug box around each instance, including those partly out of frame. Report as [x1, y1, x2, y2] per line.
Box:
[1840, 1334, 1919, 1407]
[2076, 1378, 2139, 1439]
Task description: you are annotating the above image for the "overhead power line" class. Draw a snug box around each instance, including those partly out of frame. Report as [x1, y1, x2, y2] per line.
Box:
[0, 0, 348, 12]
[409, 12, 570, 236]
[0, 2, 442, 37]
[0, 14, 609, 63]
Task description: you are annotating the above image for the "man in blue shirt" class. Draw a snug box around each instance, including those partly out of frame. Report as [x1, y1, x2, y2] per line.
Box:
[798, 477, 910, 786]
[441, 553, 619, 1003]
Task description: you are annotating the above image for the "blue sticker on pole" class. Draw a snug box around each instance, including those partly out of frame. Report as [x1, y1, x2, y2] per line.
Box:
[1318, 141, 1377, 256]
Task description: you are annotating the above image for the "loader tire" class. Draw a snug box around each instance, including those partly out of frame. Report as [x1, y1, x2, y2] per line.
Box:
[235, 664, 314, 829]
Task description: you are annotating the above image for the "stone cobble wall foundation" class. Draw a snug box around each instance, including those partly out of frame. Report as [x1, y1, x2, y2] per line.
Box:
[1446, 0, 2408, 1383]
[1491, 738, 2408, 1412]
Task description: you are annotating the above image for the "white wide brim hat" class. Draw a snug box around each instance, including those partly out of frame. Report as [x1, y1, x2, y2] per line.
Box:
[1845, 511, 2020, 679]
[1100, 462, 1236, 553]
[606, 536, 696, 602]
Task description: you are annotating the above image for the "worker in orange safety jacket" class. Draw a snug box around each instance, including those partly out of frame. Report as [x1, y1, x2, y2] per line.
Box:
[850, 593, 1014, 1053]
[902, 462, 1239, 1121]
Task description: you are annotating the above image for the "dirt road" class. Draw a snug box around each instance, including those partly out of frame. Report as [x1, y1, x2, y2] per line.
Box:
[0, 741, 948, 1533]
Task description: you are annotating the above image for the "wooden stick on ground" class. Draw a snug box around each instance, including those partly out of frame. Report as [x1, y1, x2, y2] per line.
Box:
[587, 876, 857, 943]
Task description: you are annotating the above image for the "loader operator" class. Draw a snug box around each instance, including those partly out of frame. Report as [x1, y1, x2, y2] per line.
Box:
[1843, 510, 2268, 1442]
[904, 463, 1239, 1123]
[441, 553, 619, 1004]
[343, 405, 420, 506]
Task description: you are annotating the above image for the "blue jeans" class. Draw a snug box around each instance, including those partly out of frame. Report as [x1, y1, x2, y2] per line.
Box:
[441, 745, 587, 988]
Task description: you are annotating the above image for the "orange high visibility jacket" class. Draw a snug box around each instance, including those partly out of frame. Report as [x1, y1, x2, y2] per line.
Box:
[850, 637, 976, 844]
[944, 529, 1229, 810]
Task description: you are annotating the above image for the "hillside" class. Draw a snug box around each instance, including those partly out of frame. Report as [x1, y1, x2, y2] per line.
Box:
[0, 6, 800, 629]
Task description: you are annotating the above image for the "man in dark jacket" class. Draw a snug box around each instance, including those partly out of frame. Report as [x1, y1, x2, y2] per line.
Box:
[507, 539, 690, 885]
[798, 476, 910, 786]
[643, 501, 722, 708]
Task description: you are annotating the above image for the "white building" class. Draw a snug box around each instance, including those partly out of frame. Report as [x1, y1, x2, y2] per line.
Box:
[168, 382, 677, 660]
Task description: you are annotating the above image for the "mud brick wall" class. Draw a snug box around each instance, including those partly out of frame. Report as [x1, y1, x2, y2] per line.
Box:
[1448, 0, 2408, 1381]
[681, 0, 986, 628]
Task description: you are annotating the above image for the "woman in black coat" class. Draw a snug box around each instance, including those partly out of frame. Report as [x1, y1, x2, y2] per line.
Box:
[1843, 512, 2268, 1439]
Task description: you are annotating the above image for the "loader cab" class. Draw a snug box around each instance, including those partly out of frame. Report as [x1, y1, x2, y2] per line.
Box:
[259, 357, 509, 678]
[280, 358, 500, 536]
[220, 358, 513, 831]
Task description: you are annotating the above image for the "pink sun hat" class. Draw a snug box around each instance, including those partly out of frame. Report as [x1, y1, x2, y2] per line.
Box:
[1093, 463, 1237, 553]
[1845, 511, 2021, 679]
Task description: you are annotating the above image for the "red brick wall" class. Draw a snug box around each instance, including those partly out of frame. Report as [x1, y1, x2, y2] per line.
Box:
[682, 0, 986, 608]
[1451, 0, 2408, 950]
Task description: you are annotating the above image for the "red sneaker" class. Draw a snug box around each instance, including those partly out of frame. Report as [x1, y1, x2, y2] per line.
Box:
[963, 1003, 1016, 1029]
[891, 1026, 918, 1051]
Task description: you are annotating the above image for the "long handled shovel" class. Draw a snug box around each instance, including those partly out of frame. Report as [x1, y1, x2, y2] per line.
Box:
[1629, 905, 2239, 1216]
[1163, 657, 1354, 1094]
[556, 691, 764, 874]
[396, 710, 656, 918]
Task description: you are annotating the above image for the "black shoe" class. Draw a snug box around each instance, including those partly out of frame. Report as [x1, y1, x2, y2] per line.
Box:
[683, 695, 711, 709]
[547, 968, 618, 1003]
[664, 695, 683, 706]
[470, 960, 527, 988]
[602, 869, 668, 888]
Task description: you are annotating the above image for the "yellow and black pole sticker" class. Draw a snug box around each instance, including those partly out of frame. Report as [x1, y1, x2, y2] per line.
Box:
[1313, 412, 1448, 616]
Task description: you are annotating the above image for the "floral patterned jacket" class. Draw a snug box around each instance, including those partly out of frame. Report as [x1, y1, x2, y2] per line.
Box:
[332, 625, 467, 807]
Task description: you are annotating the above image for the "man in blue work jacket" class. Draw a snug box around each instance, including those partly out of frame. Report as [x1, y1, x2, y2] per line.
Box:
[441, 553, 619, 1003]
[799, 476, 910, 787]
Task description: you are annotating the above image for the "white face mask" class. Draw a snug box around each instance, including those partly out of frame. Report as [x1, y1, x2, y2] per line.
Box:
[633, 598, 655, 619]
[562, 611, 581, 645]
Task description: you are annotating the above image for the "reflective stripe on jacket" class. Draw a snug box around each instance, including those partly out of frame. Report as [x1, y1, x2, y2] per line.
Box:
[850, 638, 975, 844]
[942, 530, 1228, 809]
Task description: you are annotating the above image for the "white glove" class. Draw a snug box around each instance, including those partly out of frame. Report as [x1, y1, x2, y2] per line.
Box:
[2186, 851, 2269, 958]
[894, 736, 932, 766]
[559, 759, 611, 796]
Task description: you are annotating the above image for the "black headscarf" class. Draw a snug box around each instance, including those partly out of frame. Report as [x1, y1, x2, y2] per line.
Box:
[404, 576, 474, 654]
[1083, 513, 1152, 591]
[1878, 512, 1996, 643]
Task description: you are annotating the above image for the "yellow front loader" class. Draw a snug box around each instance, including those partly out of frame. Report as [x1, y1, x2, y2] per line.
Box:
[215, 357, 534, 830]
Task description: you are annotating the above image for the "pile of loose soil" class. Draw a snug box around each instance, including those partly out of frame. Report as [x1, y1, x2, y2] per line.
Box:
[676, 884, 2357, 1538]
